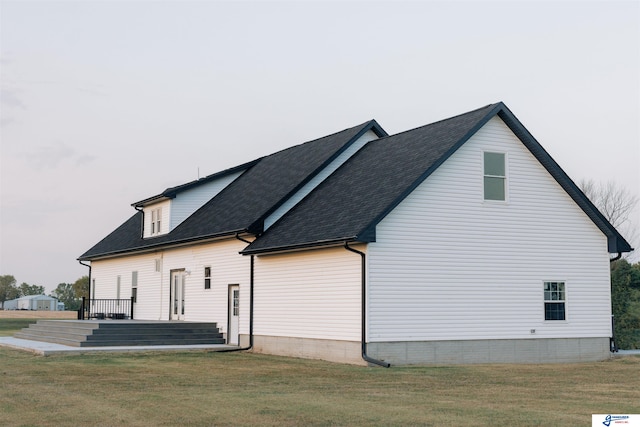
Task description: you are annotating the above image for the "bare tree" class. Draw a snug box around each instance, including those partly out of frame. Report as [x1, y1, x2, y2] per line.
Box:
[580, 179, 638, 257]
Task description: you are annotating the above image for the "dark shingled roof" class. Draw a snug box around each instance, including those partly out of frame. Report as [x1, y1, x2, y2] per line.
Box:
[80, 103, 632, 261]
[79, 120, 387, 260]
[242, 102, 633, 255]
[132, 159, 261, 207]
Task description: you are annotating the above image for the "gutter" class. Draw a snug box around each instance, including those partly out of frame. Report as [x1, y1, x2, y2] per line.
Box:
[133, 206, 145, 238]
[344, 242, 391, 368]
[215, 233, 254, 353]
[610, 252, 622, 263]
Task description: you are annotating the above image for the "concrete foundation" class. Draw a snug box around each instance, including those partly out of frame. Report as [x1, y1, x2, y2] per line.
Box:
[367, 337, 612, 365]
[246, 335, 611, 366]
[250, 335, 364, 365]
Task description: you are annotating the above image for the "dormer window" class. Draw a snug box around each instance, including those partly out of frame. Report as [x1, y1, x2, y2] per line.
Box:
[151, 208, 162, 235]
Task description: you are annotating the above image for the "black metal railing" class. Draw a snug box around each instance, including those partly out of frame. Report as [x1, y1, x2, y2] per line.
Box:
[79, 297, 134, 320]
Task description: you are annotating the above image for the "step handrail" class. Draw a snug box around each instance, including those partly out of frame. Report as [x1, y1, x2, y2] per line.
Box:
[80, 297, 134, 320]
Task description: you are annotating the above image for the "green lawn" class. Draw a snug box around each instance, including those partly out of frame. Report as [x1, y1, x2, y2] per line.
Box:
[0, 318, 38, 336]
[0, 346, 638, 427]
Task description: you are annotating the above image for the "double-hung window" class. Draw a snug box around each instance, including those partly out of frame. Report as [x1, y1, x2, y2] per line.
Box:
[151, 208, 162, 235]
[544, 281, 566, 320]
[204, 267, 211, 290]
[484, 152, 506, 201]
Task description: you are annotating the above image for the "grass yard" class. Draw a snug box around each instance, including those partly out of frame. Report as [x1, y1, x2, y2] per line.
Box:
[0, 346, 639, 427]
[0, 318, 37, 336]
[0, 312, 75, 337]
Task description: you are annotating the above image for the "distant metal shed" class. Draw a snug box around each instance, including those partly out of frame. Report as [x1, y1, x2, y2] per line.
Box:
[3, 295, 60, 311]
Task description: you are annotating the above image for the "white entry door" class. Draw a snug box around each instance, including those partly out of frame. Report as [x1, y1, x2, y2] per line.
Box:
[171, 271, 186, 320]
[228, 285, 239, 345]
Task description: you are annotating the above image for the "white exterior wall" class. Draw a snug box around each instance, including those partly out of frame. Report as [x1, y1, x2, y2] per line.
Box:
[254, 246, 363, 341]
[90, 238, 251, 335]
[368, 116, 611, 342]
[91, 252, 161, 318]
[169, 171, 244, 230]
[264, 130, 379, 230]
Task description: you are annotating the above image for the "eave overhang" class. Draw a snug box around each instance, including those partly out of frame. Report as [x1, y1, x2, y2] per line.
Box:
[78, 229, 251, 262]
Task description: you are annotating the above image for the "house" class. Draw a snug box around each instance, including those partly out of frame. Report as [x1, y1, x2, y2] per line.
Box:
[79, 102, 632, 365]
[4, 295, 60, 311]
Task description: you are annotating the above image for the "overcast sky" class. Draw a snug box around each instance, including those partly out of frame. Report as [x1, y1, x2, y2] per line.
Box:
[1, 1, 639, 293]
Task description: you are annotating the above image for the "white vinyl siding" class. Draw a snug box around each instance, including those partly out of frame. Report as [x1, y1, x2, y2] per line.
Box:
[254, 246, 362, 341]
[90, 238, 250, 332]
[169, 171, 243, 230]
[91, 253, 161, 319]
[367, 116, 611, 342]
[264, 130, 379, 230]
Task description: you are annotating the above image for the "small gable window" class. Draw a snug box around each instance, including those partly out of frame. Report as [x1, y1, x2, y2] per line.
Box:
[151, 208, 162, 235]
[544, 281, 566, 321]
[484, 152, 506, 201]
[204, 266, 211, 290]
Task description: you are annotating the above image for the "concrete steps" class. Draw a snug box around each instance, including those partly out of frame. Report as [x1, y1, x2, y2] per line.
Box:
[14, 320, 226, 347]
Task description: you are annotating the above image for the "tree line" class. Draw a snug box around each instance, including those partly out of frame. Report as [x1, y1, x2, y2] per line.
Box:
[0, 275, 89, 311]
[611, 260, 640, 349]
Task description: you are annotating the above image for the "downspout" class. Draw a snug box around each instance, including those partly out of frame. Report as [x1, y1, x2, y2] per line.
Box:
[78, 260, 91, 320]
[344, 242, 391, 368]
[609, 252, 622, 352]
[134, 206, 145, 238]
[216, 233, 254, 352]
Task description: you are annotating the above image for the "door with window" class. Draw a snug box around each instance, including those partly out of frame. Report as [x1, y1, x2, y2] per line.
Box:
[228, 285, 239, 345]
[170, 271, 186, 320]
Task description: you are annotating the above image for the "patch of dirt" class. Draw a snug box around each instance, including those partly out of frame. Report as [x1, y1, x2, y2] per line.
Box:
[0, 311, 77, 319]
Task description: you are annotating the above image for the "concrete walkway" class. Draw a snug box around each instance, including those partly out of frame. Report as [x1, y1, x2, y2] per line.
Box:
[0, 336, 239, 356]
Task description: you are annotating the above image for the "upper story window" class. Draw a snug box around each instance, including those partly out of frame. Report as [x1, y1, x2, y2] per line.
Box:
[484, 152, 506, 201]
[544, 281, 566, 321]
[150, 208, 162, 235]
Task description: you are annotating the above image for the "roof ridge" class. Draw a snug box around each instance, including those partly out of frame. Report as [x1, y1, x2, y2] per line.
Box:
[133, 121, 380, 207]
[377, 103, 500, 141]
[262, 120, 378, 158]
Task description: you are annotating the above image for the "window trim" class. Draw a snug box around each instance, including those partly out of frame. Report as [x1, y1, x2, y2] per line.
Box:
[543, 281, 567, 321]
[150, 207, 162, 236]
[483, 151, 508, 202]
[204, 266, 211, 290]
